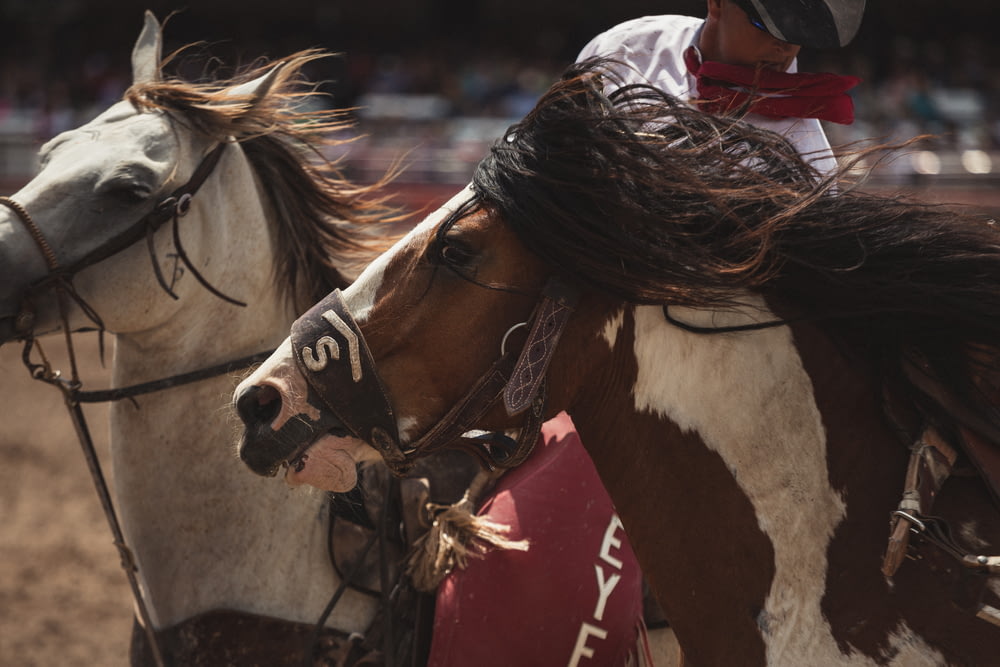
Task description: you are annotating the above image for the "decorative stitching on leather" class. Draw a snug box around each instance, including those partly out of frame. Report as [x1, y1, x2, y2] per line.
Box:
[505, 298, 573, 415]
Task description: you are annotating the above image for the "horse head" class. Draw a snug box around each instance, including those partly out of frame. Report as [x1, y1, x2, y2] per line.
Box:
[234, 187, 573, 488]
[1, 13, 412, 658]
[233, 58, 821, 486]
[0, 12, 303, 346]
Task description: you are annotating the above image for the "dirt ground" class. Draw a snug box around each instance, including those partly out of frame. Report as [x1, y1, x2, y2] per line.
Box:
[0, 335, 132, 666]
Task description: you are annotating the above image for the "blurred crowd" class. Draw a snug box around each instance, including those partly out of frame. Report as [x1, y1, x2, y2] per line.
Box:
[2, 21, 999, 184]
[816, 34, 1000, 153]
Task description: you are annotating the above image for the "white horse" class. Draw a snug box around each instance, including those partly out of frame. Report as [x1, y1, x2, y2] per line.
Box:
[0, 13, 418, 665]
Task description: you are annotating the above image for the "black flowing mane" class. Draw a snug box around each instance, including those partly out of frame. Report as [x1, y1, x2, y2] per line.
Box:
[471, 57, 1000, 428]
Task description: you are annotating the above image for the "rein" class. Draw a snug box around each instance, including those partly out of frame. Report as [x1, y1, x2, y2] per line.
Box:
[0, 143, 255, 667]
[290, 278, 580, 475]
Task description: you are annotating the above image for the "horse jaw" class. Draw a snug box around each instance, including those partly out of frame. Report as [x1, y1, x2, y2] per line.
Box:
[283, 433, 378, 492]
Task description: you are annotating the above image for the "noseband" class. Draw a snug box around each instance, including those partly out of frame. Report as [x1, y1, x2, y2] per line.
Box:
[290, 278, 579, 474]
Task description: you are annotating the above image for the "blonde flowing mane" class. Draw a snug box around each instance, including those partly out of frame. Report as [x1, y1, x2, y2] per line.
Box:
[125, 50, 404, 311]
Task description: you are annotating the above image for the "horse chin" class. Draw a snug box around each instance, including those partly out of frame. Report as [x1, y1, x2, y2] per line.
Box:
[283, 433, 374, 492]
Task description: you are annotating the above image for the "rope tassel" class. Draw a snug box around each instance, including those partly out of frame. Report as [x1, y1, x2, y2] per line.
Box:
[406, 471, 529, 592]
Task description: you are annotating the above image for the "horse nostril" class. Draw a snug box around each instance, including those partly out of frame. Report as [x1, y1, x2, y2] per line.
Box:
[236, 384, 281, 427]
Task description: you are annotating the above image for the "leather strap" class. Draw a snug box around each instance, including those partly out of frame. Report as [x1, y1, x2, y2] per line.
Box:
[14, 143, 227, 289]
[504, 279, 578, 415]
[290, 278, 578, 474]
[882, 425, 957, 577]
[902, 358, 1000, 503]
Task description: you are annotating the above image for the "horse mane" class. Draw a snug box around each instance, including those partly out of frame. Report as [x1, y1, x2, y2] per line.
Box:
[471, 57, 1000, 428]
[124, 50, 403, 311]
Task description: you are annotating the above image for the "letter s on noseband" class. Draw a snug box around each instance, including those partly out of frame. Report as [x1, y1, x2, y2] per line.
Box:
[320, 309, 363, 382]
[299, 310, 364, 381]
[301, 335, 340, 372]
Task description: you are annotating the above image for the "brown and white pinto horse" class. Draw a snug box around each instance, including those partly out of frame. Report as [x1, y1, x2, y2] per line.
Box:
[235, 61, 1000, 665]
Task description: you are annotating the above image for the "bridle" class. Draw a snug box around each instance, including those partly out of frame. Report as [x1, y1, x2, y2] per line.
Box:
[289, 277, 580, 476]
[5, 140, 240, 335]
[0, 141, 264, 667]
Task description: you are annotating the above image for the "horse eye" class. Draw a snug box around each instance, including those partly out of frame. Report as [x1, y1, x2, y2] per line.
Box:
[439, 240, 476, 267]
[95, 164, 158, 205]
[95, 178, 154, 205]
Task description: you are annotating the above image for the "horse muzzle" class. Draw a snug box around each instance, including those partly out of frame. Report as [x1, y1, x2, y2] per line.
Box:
[286, 289, 414, 473]
[236, 383, 355, 476]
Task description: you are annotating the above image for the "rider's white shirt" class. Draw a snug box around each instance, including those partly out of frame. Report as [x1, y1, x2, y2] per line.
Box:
[577, 15, 838, 175]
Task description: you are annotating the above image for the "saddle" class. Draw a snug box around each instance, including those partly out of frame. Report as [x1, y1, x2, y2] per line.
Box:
[881, 356, 1000, 627]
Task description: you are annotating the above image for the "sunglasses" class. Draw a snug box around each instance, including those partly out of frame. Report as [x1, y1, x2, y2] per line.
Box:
[733, 0, 770, 34]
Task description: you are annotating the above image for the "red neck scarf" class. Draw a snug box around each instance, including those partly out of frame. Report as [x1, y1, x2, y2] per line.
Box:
[683, 46, 860, 124]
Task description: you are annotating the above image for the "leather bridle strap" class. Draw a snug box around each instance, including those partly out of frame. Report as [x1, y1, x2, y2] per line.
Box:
[7, 142, 240, 334]
[404, 278, 578, 470]
[402, 345, 548, 471]
[291, 278, 579, 475]
[0, 196, 58, 270]
[39, 142, 228, 283]
[74, 349, 275, 403]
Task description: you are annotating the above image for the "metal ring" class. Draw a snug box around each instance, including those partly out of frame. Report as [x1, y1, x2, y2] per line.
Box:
[500, 321, 528, 357]
[892, 510, 926, 533]
[176, 193, 193, 216]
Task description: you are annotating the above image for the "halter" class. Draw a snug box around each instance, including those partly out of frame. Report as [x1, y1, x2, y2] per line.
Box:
[290, 278, 580, 475]
[4, 141, 241, 339]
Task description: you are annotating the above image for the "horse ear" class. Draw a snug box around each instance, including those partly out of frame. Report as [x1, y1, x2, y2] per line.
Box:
[132, 11, 162, 85]
[224, 62, 288, 107]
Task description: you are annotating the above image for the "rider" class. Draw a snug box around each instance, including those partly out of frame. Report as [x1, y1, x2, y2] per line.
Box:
[577, 0, 867, 175]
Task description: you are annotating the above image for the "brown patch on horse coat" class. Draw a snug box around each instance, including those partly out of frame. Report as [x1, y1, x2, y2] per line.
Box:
[792, 321, 1000, 662]
[563, 306, 774, 667]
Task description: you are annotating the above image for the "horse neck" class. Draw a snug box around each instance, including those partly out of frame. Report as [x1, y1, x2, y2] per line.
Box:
[108, 149, 376, 632]
[559, 300, 915, 665]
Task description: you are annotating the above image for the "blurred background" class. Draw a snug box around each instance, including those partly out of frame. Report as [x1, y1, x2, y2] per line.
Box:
[1, 0, 1000, 210]
[1, 2, 999, 664]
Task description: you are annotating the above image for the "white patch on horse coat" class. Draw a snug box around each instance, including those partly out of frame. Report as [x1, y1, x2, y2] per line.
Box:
[614, 301, 944, 665]
[396, 415, 421, 444]
[600, 308, 626, 349]
[343, 186, 474, 323]
[879, 624, 947, 665]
